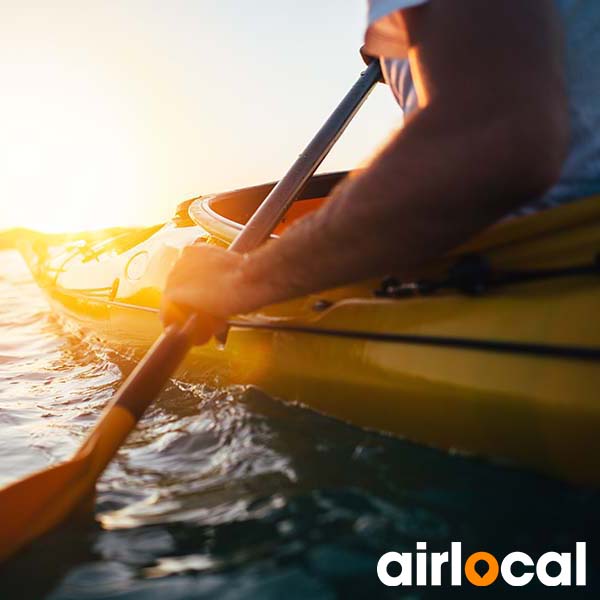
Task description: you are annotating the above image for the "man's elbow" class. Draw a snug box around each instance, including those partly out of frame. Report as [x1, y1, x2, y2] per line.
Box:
[505, 100, 570, 200]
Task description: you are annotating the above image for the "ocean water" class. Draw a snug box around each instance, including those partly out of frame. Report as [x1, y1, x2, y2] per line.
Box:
[0, 249, 598, 599]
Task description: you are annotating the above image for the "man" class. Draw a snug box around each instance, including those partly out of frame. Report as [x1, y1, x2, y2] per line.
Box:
[162, 0, 599, 340]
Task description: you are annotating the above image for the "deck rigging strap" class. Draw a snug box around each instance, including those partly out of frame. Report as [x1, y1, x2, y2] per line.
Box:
[49, 249, 600, 362]
[375, 253, 600, 298]
[226, 319, 600, 362]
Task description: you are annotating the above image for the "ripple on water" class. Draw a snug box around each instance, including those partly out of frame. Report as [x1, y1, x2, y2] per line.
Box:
[0, 249, 598, 599]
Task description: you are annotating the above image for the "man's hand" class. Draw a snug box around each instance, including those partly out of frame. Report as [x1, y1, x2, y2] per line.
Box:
[160, 244, 249, 343]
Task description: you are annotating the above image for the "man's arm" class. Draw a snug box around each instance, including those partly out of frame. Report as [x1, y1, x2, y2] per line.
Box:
[164, 0, 569, 321]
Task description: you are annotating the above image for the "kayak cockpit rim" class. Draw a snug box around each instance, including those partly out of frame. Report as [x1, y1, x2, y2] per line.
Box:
[189, 171, 350, 239]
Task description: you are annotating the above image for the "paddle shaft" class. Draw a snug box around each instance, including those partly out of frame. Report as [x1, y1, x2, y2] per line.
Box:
[84, 60, 383, 468]
[230, 60, 382, 253]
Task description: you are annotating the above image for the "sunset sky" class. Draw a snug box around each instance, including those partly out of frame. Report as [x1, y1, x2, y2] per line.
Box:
[0, 1, 401, 233]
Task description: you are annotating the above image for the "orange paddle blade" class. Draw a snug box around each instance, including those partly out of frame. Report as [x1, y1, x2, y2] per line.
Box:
[0, 405, 136, 562]
[0, 453, 92, 562]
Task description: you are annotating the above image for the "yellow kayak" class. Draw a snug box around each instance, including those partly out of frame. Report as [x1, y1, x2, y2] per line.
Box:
[22, 172, 600, 485]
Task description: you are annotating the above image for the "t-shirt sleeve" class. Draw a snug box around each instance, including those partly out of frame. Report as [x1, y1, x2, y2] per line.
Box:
[364, 0, 429, 58]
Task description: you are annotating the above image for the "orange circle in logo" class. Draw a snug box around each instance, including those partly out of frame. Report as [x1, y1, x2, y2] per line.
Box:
[464, 552, 499, 586]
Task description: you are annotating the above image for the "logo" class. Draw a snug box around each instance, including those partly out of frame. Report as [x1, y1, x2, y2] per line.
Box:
[377, 542, 586, 587]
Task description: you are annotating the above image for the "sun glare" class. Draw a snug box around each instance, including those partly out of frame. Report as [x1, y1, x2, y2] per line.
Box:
[0, 57, 156, 234]
[0, 4, 190, 235]
[0, 2, 401, 236]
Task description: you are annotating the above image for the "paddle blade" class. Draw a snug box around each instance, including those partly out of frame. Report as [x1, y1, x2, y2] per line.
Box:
[0, 453, 93, 562]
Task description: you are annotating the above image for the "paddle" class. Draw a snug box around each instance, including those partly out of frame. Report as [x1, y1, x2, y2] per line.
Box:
[0, 61, 382, 562]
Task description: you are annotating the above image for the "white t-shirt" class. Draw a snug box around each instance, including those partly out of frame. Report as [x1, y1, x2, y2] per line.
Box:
[365, 0, 427, 59]
[365, 0, 600, 209]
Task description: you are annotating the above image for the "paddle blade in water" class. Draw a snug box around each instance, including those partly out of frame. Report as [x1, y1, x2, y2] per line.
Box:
[0, 453, 93, 562]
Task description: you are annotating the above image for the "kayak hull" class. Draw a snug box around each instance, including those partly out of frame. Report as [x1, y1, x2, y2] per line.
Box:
[23, 173, 600, 485]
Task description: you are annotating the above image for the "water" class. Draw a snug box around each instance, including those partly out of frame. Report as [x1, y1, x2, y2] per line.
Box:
[0, 249, 598, 598]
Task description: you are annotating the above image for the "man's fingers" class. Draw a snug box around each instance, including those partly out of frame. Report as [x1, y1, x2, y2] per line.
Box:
[164, 243, 245, 317]
[160, 297, 189, 327]
[160, 297, 226, 346]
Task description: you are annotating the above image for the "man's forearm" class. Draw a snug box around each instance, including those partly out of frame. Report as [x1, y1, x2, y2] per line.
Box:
[237, 101, 564, 313]
[162, 0, 568, 324]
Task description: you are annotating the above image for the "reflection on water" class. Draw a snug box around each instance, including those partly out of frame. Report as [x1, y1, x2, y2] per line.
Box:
[0, 250, 598, 598]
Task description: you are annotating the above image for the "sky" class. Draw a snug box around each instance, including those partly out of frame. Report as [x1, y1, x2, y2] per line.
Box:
[0, 1, 401, 232]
